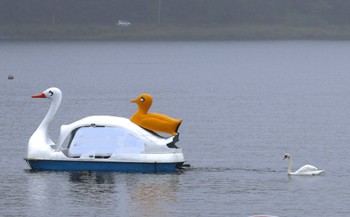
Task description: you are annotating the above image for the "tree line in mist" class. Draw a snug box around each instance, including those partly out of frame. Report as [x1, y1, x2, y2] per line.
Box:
[1, 0, 350, 27]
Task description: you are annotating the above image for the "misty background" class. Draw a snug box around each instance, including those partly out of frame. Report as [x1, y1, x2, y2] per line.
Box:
[1, 0, 350, 40]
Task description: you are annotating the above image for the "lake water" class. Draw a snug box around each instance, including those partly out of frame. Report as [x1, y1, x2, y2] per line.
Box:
[1, 40, 350, 216]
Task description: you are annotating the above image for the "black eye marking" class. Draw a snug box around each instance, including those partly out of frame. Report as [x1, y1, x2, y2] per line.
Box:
[140, 96, 145, 102]
[49, 90, 54, 96]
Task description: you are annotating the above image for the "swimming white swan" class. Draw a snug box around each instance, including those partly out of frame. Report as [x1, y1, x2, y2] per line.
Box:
[283, 153, 324, 176]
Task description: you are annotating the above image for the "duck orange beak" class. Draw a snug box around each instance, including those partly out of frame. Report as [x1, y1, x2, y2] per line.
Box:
[32, 93, 46, 98]
[130, 98, 137, 103]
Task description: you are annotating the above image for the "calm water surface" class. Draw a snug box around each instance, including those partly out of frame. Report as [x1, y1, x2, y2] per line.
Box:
[1, 40, 350, 216]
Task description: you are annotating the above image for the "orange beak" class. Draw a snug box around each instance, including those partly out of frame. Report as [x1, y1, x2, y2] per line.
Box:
[32, 93, 46, 98]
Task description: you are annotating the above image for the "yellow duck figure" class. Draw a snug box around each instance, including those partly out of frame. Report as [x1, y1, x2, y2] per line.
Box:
[130, 94, 182, 136]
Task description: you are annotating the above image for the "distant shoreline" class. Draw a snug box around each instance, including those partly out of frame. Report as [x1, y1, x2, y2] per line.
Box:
[2, 24, 350, 41]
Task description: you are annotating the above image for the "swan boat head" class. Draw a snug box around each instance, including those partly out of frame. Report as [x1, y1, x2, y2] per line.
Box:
[28, 87, 62, 158]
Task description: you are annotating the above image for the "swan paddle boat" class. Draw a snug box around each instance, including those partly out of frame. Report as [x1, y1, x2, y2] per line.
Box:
[25, 87, 186, 173]
[283, 153, 324, 176]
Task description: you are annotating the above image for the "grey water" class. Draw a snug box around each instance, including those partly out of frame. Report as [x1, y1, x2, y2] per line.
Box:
[1, 40, 350, 217]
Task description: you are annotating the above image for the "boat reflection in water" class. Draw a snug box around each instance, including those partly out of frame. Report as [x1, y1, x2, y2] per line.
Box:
[26, 171, 181, 216]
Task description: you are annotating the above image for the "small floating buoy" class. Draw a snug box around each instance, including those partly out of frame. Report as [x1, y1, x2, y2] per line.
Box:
[8, 75, 14, 80]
